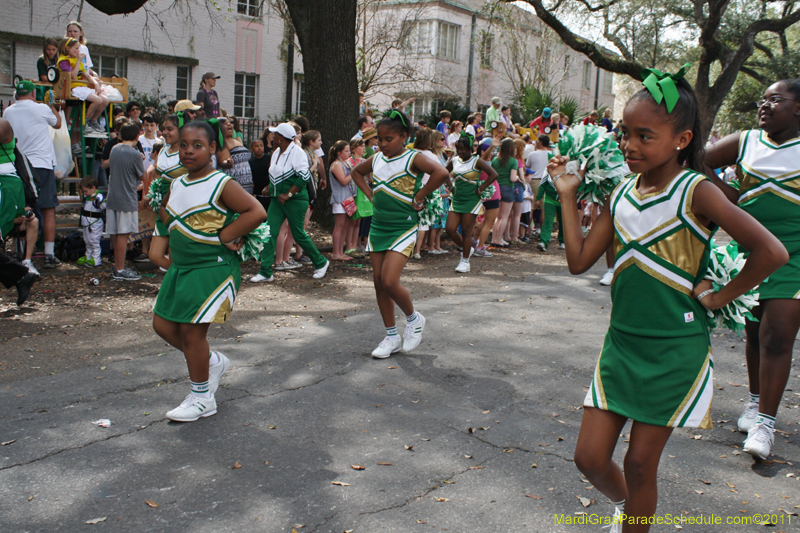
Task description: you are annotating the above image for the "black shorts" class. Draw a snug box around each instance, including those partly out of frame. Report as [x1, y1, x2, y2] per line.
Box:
[520, 212, 531, 228]
[482, 199, 500, 210]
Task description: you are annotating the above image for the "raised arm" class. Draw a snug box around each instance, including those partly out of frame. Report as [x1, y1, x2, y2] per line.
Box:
[704, 132, 741, 204]
[549, 155, 615, 274]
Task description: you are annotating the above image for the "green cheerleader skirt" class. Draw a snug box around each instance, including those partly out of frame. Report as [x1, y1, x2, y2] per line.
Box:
[154, 262, 241, 324]
[450, 181, 482, 215]
[584, 326, 714, 429]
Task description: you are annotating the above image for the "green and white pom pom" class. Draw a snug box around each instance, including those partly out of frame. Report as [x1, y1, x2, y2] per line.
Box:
[479, 182, 495, 201]
[418, 189, 444, 226]
[147, 178, 164, 211]
[555, 124, 626, 204]
[703, 241, 759, 335]
[234, 219, 271, 262]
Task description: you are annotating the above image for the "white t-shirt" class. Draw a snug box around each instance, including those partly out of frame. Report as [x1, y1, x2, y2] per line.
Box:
[525, 150, 550, 182]
[522, 143, 535, 161]
[522, 183, 533, 213]
[80, 44, 93, 70]
[465, 124, 476, 137]
[139, 135, 158, 167]
[3, 99, 58, 169]
[419, 149, 440, 185]
[447, 132, 460, 147]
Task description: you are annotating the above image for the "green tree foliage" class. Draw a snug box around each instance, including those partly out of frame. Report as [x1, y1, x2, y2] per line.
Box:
[512, 0, 800, 139]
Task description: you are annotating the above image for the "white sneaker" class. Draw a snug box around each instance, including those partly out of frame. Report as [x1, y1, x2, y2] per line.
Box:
[743, 421, 774, 460]
[371, 335, 402, 358]
[599, 268, 614, 286]
[21, 259, 40, 277]
[402, 313, 426, 352]
[536, 242, 546, 251]
[412, 253, 422, 259]
[738, 401, 759, 433]
[208, 351, 230, 394]
[558, 243, 566, 250]
[603, 506, 624, 533]
[455, 258, 470, 273]
[312, 259, 330, 279]
[250, 273, 274, 283]
[166, 393, 217, 422]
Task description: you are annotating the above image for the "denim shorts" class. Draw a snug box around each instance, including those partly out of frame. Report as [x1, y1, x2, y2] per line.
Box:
[499, 184, 516, 203]
[513, 181, 525, 202]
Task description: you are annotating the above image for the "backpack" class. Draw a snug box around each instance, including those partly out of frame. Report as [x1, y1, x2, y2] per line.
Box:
[56, 231, 86, 262]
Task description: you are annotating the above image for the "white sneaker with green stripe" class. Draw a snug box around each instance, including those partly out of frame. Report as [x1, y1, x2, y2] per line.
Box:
[402, 313, 426, 353]
[166, 393, 217, 422]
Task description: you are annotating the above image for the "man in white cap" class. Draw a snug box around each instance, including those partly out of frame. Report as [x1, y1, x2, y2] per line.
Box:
[196, 72, 221, 118]
[3, 80, 62, 269]
[251, 123, 329, 282]
[485, 96, 502, 126]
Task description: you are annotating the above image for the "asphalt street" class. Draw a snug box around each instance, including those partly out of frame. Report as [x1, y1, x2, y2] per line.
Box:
[1, 261, 799, 532]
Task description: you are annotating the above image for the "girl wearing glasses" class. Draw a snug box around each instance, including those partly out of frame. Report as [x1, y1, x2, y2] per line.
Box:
[705, 79, 800, 460]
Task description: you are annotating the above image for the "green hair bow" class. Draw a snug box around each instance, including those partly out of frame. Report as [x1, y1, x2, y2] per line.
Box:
[207, 118, 226, 149]
[388, 109, 408, 128]
[641, 63, 690, 113]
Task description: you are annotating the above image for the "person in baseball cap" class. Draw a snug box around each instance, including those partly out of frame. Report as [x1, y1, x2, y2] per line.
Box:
[251, 121, 329, 283]
[14, 80, 36, 98]
[268, 122, 297, 140]
[196, 72, 220, 118]
[486, 96, 502, 125]
[173, 99, 201, 127]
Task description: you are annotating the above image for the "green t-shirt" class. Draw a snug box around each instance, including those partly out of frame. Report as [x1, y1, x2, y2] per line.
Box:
[491, 157, 519, 188]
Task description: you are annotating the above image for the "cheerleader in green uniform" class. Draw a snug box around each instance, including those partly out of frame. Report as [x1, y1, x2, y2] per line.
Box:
[444, 136, 498, 273]
[706, 79, 800, 459]
[152, 121, 266, 422]
[549, 70, 785, 531]
[148, 114, 186, 266]
[350, 110, 449, 358]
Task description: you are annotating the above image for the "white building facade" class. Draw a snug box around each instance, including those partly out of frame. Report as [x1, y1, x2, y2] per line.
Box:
[0, 0, 296, 120]
[360, 0, 616, 120]
[1, 0, 614, 122]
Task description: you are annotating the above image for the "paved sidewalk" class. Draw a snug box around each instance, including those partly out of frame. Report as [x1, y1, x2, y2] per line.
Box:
[1, 263, 798, 532]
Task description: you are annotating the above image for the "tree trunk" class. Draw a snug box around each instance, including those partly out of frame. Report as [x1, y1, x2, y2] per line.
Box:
[284, 0, 359, 229]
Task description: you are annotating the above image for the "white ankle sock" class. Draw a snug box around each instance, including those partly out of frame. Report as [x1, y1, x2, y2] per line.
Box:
[209, 351, 220, 366]
[749, 392, 760, 405]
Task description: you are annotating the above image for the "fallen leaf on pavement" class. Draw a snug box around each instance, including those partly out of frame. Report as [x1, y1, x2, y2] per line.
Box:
[387, 366, 397, 369]
[291, 526, 304, 530]
[779, 509, 798, 516]
[1, 440, 16, 446]
[531, 464, 537, 468]
[268, 425, 277, 429]
[469, 466, 485, 470]
[86, 517, 107, 525]
[443, 480, 455, 484]
[526, 494, 542, 499]
[351, 465, 365, 470]
[433, 497, 449, 502]
[232, 462, 242, 469]
[264, 461, 270, 466]
[694, 490, 704, 494]
[726, 482, 735, 488]
[699, 479, 711, 485]
[405, 445, 414, 451]
[577, 496, 591, 508]
[377, 462, 393, 466]
[145, 500, 159, 508]
[331, 481, 351, 486]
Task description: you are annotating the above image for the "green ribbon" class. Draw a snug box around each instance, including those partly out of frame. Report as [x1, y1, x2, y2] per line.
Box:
[388, 109, 408, 128]
[641, 62, 690, 113]
[459, 130, 474, 148]
[207, 118, 225, 150]
[176, 111, 186, 129]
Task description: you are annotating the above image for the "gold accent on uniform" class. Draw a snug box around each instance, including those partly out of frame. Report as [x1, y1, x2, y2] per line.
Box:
[184, 210, 226, 233]
[647, 227, 707, 277]
[741, 160, 800, 181]
[592, 352, 607, 408]
[633, 257, 693, 296]
[667, 353, 712, 428]
[389, 175, 418, 196]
